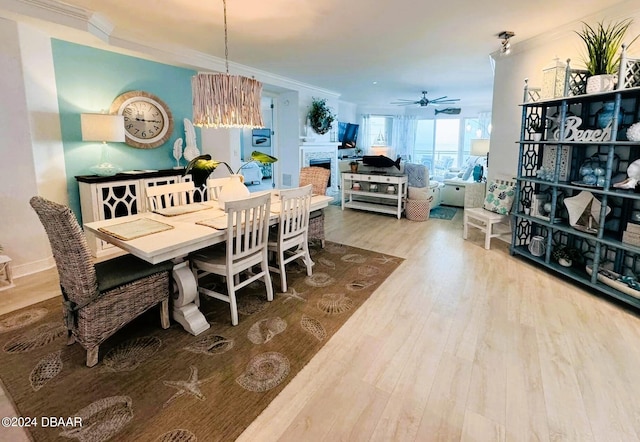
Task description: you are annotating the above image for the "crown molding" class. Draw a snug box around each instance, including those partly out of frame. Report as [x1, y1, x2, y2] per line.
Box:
[3, 0, 340, 99]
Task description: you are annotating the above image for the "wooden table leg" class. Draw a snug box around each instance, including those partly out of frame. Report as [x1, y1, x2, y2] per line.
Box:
[171, 261, 210, 336]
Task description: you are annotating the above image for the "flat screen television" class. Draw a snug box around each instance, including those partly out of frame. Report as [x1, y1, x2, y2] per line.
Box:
[338, 122, 359, 149]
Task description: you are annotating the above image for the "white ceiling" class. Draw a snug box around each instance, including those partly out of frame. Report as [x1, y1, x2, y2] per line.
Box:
[3, 0, 632, 108]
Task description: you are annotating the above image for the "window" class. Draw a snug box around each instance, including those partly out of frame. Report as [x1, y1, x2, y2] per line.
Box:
[414, 119, 459, 180]
[367, 116, 393, 147]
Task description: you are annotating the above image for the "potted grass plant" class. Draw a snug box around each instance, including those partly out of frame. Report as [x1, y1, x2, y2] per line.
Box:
[575, 19, 639, 93]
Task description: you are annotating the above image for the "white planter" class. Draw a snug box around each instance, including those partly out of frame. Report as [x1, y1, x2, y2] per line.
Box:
[586, 74, 617, 94]
[532, 133, 542, 141]
[217, 174, 250, 210]
[558, 258, 572, 267]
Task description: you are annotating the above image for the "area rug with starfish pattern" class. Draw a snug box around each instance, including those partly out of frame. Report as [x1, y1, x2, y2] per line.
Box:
[0, 241, 402, 442]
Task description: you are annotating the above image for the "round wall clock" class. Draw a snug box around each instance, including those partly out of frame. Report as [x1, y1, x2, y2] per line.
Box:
[110, 90, 174, 149]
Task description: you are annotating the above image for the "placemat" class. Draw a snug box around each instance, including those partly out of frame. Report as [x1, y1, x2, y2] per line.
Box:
[98, 218, 174, 241]
[153, 203, 209, 217]
[196, 216, 229, 230]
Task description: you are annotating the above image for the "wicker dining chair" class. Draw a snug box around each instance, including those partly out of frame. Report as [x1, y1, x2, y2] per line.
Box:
[299, 166, 330, 248]
[268, 185, 314, 292]
[30, 196, 173, 367]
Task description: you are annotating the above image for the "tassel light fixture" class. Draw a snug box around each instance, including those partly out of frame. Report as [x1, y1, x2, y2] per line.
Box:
[192, 0, 264, 129]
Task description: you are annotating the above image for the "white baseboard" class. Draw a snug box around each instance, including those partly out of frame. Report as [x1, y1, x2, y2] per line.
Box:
[13, 256, 55, 279]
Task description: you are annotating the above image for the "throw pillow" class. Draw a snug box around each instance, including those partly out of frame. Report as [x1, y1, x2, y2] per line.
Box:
[483, 181, 516, 215]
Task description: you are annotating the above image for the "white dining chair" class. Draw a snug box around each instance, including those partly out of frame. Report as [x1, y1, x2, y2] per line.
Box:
[190, 193, 273, 326]
[206, 177, 231, 201]
[145, 181, 195, 211]
[268, 185, 314, 293]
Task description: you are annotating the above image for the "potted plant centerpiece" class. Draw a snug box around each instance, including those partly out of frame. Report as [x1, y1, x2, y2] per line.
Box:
[552, 244, 581, 267]
[308, 98, 336, 135]
[576, 19, 639, 93]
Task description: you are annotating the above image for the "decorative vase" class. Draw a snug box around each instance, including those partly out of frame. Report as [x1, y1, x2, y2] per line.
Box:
[596, 102, 615, 129]
[586, 74, 616, 94]
[217, 174, 250, 210]
[350, 164, 358, 173]
[558, 258, 572, 267]
[528, 235, 546, 257]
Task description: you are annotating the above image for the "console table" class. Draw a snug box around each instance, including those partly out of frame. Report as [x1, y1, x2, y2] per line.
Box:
[76, 169, 204, 258]
[341, 172, 408, 219]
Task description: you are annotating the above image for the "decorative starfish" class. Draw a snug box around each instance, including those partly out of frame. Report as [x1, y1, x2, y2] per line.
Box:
[278, 287, 307, 303]
[375, 255, 398, 264]
[162, 366, 214, 408]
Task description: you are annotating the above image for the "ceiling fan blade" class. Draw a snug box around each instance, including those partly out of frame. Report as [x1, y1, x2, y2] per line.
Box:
[430, 96, 447, 102]
[432, 98, 460, 103]
[391, 101, 419, 105]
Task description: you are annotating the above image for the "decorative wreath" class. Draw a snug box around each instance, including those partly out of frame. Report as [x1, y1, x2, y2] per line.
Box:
[308, 98, 335, 135]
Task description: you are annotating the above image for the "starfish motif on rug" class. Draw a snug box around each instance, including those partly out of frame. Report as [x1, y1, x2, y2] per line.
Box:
[278, 287, 307, 303]
[374, 255, 398, 264]
[162, 365, 214, 408]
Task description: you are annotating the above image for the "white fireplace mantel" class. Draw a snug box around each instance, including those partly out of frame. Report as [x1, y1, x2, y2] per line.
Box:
[300, 142, 340, 192]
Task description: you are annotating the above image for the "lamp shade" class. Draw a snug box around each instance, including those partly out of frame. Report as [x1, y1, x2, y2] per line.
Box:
[470, 139, 490, 156]
[81, 114, 125, 142]
[192, 73, 264, 129]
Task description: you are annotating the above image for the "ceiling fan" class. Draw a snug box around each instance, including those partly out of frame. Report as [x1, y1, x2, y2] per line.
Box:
[392, 91, 460, 107]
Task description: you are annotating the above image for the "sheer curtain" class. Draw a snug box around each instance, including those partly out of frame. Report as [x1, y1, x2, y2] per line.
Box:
[360, 114, 370, 153]
[391, 115, 417, 161]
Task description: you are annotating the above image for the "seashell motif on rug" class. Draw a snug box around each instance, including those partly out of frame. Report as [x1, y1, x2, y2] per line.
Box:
[375, 255, 399, 265]
[324, 243, 347, 255]
[30, 350, 62, 391]
[358, 265, 380, 277]
[184, 334, 234, 355]
[304, 272, 336, 287]
[341, 253, 367, 263]
[237, 295, 268, 315]
[155, 428, 197, 442]
[59, 395, 133, 441]
[346, 279, 376, 291]
[317, 293, 354, 314]
[102, 336, 162, 372]
[236, 352, 290, 392]
[247, 317, 287, 344]
[0, 308, 48, 334]
[317, 257, 336, 269]
[3, 322, 66, 353]
[300, 315, 326, 341]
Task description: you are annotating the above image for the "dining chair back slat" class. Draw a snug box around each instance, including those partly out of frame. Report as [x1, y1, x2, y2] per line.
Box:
[206, 177, 231, 201]
[146, 181, 195, 211]
[190, 192, 273, 326]
[268, 185, 314, 292]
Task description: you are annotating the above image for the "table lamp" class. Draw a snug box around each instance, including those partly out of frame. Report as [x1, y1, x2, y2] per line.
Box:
[81, 114, 125, 176]
[470, 139, 490, 182]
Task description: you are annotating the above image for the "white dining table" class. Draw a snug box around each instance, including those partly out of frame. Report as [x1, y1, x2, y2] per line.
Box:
[84, 191, 333, 335]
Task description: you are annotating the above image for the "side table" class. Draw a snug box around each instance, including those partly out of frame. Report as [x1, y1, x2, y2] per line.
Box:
[0, 255, 14, 291]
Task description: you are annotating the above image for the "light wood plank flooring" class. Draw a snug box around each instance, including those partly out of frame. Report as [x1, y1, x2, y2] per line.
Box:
[2, 205, 640, 441]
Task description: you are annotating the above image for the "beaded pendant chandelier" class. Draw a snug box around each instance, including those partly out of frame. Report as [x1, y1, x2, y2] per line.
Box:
[192, 0, 264, 129]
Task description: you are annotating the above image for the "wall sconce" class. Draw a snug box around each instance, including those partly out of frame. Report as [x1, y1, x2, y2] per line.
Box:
[81, 114, 125, 176]
[498, 31, 515, 55]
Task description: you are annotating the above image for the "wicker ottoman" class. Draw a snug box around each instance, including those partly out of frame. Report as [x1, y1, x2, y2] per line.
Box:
[406, 198, 432, 221]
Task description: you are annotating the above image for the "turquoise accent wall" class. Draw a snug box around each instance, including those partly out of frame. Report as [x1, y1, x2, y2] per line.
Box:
[51, 39, 198, 220]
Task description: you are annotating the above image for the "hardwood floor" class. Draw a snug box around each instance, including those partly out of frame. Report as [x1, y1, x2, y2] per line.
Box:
[3, 205, 640, 441]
